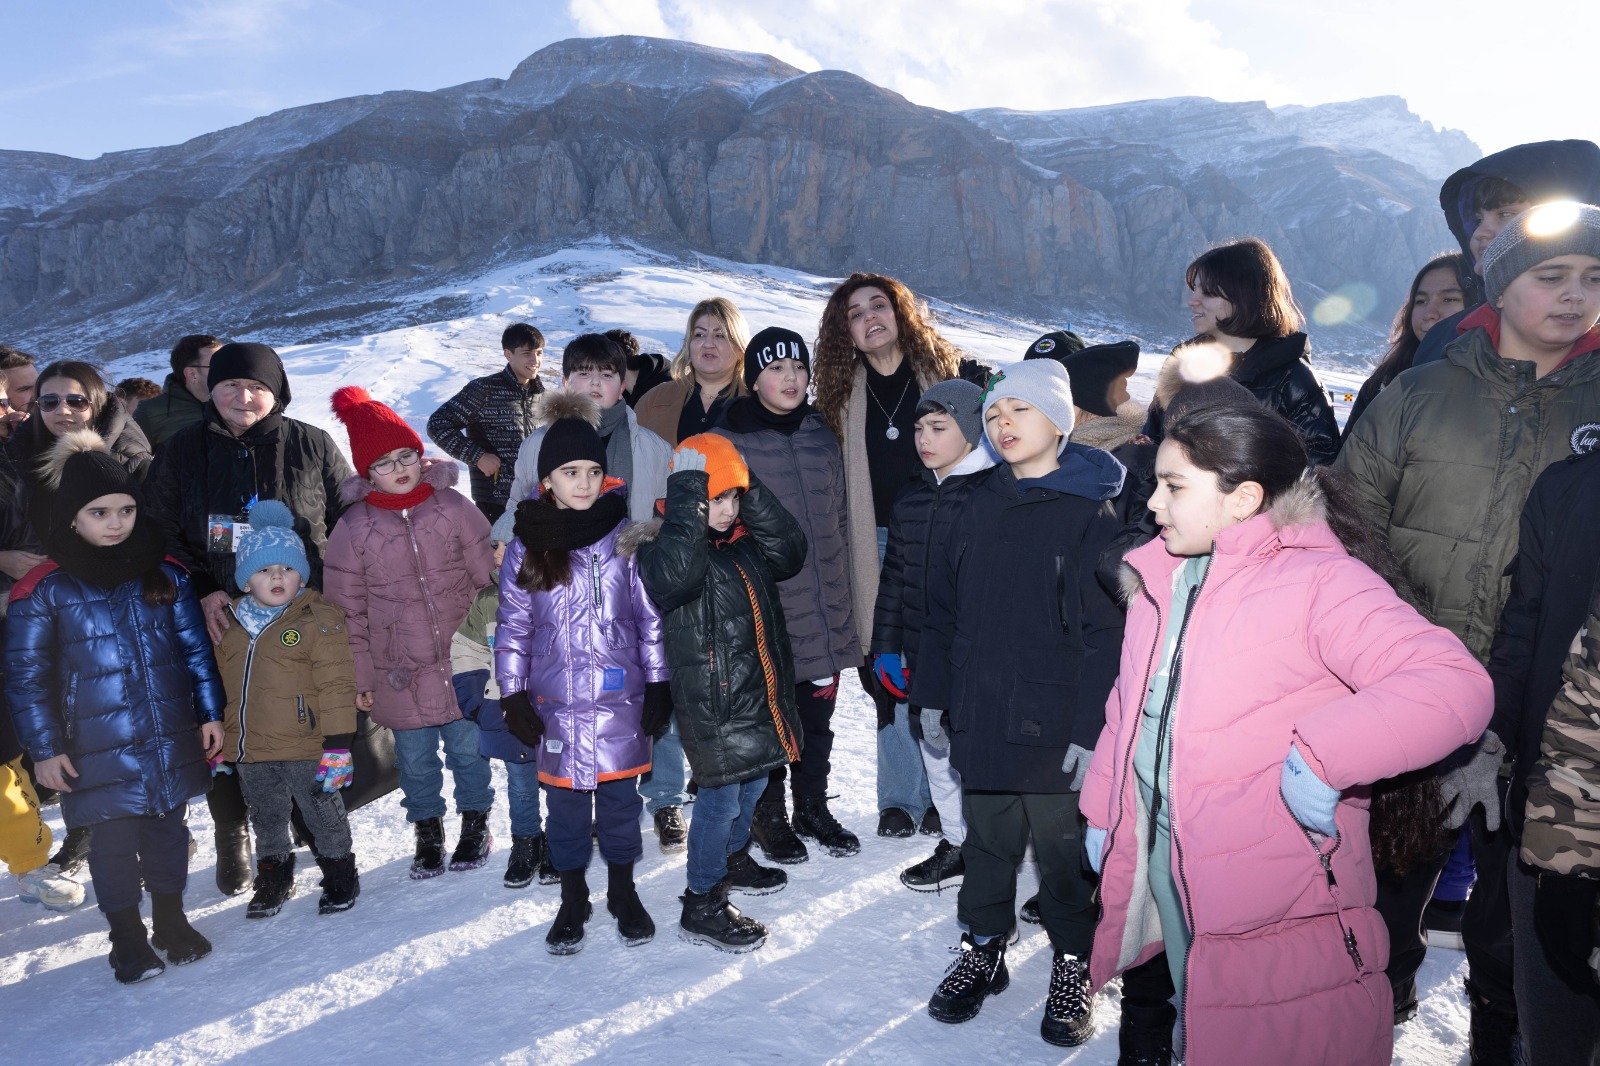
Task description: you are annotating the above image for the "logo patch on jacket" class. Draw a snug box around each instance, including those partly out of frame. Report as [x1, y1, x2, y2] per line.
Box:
[1572, 422, 1600, 456]
[280, 630, 301, 647]
[1021, 719, 1042, 737]
[602, 668, 625, 692]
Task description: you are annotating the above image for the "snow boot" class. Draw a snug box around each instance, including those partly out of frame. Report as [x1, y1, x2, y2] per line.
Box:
[546, 868, 592, 956]
[1020, 893, 1042, 924]
[606, 862, 655, 946]
[878, 808, 917, 837]
[678, 881, 767, 952]
[106, 906, 165, 984]
[901, 839, 965, 892]
[504, 835, 542, 889]
[928, 933, 1009, 1023]
[214, 820, 253, 896]
[792, 794, 860, 857]
[149, 892, 212, 965]
[537, 838, 560, 885]
[1118, 961, 1177, 1066]
[653, 805, 688, 852]
[15, 863, 86, 911]
[246, 853, 297, 919]
[449, 809, 493, 871]
[316, 853, 360, 915]
[920, 807, 943, 836]
[1041, 951, 1096, 1047]
[410, 816, 446, 879]
[1466, 978, 1520, 1065]
[724, 847, 787, 896]
[749, 795, 808, 865]
[49, 824, 91, 876]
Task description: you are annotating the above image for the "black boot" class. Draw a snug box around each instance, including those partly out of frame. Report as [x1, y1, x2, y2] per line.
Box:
[50, 825, 92, 875]
[1466, 978, 1520, 1065]
[410, 817, 445, 880]
[537, 837, 560, 885]
[246, 854, 297, 919]
[920, 807, 943, 836]
[749, 795, 808, 865]
[653, 806, 688, 852]
[504, 835, 542, 889]
[449, 809, 493, 871]
[928, 933, 1009, 1023]
[106, 906, 166, 984]
[546, 869, 592, 956]
[901, 839, 965, 892]
[316, 853, 360, 914]
[678, 881, 767, 952]
[725, 847, 787, 895]
[792, 794, 860, 857]
[877, 808, 917, 837]
[214, 821, 253, 896]
[1041, 951, 1095, 1047]
[148, 892, 212, 965]
[1118, 957, 1177, 1066]
[606, 862, 655, 946]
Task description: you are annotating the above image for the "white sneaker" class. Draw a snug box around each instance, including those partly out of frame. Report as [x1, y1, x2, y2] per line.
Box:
[16, 864, 87, 912]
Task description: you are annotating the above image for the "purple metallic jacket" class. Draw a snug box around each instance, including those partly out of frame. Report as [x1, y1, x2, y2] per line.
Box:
[494, 510, 668, 790]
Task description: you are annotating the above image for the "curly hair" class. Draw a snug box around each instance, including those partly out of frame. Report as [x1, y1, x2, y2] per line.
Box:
[813, 273, 964, 438]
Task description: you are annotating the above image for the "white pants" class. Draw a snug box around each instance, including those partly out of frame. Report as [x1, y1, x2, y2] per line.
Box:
[918, 729, 966, 846]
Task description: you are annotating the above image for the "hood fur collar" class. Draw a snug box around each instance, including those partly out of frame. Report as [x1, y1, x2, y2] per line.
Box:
[534, 389, 602, 429]
[339, 455, 459, 504]
[616, 518, 660, 557]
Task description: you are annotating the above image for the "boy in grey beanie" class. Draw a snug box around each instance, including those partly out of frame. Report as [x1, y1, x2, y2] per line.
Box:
[1482, 201, 1600, 305]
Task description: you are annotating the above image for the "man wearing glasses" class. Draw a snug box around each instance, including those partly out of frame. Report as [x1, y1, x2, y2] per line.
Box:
[135, 334, 223, 448]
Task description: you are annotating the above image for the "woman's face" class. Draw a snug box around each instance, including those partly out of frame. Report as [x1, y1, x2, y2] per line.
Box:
[846, 286, 899, 356]
[211, 378, 276, 435]
[1498, 254, 1600, 356]
[36, 374, 96, 437]
[1409, 266, 1467, 341]
[1186, 282, 1233, 338]
[1148, 439, 1262, 556]
[689, 315, 739, 384]
[74, 493, 137, 547]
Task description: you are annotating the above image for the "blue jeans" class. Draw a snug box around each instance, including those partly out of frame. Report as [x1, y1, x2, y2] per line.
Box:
[639, 720, 691, 814]
[686, 774, 765, 893]
[874, 525, 932, 818]
[543, 778, 644, 872]
[392, 717, 495, 823]
[504, 760, 543, 839]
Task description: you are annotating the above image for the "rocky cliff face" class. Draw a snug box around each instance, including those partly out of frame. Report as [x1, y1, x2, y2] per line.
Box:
[0, 35, 1477, 354]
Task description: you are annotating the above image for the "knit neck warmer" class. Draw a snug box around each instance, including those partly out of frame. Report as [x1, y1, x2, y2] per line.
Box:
[48, 515, 167, 591]
[513, 492, 627, 553]
[366, 482, 435, 511]
[234, 592, 292, 638]
[725, 395, 811, 436]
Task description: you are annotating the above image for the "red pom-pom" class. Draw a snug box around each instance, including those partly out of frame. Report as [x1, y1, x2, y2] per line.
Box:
[330, 385, 373, 419]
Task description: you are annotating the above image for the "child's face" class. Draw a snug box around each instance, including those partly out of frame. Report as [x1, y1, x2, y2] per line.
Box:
[754, 359, 808, 414]
[914, 411, 972, 473]
[369, 447, 421, 494]
[1498, 254, 1600, 355]
[708, 488, 741, 533]
[566, 365, 622, 410]
[246, 564, 302, 607]
[984, 396, 1062, 472]
[1410, 265, 1467, 341]
[504, 344, 544, 383]
[73, 493, 137, 547]
[1470, 199, 1532, 265]
[1149, 439, 1263, 556]
[543, 460, 604, 511]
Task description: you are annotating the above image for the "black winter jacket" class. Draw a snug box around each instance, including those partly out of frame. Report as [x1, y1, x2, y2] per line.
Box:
[1488, 451, 1600, 838]
[426, 368, 544, 519]
[636, 470, 807, 789]
[913, 446, 1127, 793]
[144, 407, 353, 599]
[0, 452, 39, 610]
[624, 353, 673, 409]
[714, 400, 856, 679]
[133, 374, 206, 449]
[1230, 333, 1339, 465]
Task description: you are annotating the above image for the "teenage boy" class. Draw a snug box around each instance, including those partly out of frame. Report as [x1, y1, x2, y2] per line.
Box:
[427, 322, 547, 523]
[136, 334, 224, 448]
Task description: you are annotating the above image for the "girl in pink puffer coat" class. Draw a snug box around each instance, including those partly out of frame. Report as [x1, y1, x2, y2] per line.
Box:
[1080, 402, 1492, 1065]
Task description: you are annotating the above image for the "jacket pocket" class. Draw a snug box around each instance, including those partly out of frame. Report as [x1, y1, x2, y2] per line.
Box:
[607, 620, 639, 650]
[1006, 649, 1079, 747]
[529, 624, 557, 656]
[1054, 555, 1082, 639]
[297, 696, 318, 733]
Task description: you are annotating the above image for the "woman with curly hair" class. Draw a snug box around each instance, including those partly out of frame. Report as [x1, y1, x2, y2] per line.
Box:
[812, 273, 991, 846]
[634, 298, 750, 446]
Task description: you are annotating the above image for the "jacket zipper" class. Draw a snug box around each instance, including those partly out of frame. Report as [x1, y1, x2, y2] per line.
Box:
[1166, 569, 1208, 1048]
[237, 631, 261, 762]
[402, 508, 446, 664]
[1281, 785, 1363, 971]
[591, 551, 602, 608]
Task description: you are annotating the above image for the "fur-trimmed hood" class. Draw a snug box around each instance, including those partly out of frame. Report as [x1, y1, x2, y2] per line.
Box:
[38, 428, 112, 491]
[338, 454, 460, 505]
[616, 517, 659, 558]
[533, 389, 602, 428]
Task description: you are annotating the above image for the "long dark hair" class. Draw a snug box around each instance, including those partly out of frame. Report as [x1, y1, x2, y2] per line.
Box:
[1185, 238, 1304, 341]
[514, 495, 573, 592]
[34, 360, 110, 424]
[1368, 253, 1472, 392]
[1165, 403, 1449, 873]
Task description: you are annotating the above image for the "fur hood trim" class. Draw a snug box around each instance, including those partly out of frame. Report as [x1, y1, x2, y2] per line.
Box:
[534, 390, 601, 429]
[38, 429, 110, 491]
[617, 518, 661, 556]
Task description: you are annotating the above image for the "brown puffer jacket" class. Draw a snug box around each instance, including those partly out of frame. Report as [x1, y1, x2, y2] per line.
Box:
[218, 589, 358, 763]
[322, 458, 495, 731]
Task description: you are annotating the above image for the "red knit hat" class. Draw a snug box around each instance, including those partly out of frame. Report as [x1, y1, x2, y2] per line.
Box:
[679, 433, 750, 499]
[330, 386, 424, 476]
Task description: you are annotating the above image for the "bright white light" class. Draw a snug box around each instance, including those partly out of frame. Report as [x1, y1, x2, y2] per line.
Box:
[1526, 201, 1583, 237]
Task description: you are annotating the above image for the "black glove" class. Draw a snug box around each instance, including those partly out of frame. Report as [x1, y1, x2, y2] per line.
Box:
[641, 681, 674, 738]
[1533, 872, 1600, 998]
[502, 690, 544, 749]
[860, 662, 896, 729]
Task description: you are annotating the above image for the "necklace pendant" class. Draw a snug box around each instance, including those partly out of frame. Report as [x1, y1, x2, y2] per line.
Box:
[885, 425, 900, 441]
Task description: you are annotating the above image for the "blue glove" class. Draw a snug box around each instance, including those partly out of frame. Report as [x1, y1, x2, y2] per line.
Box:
[873, 653, 910, 701]
[1281, 744, 1339, 837]
[1085, 826, 1107, 875]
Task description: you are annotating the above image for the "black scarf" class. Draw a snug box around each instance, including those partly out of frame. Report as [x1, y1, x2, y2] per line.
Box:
[513, 492, 628, 553]
[49, 515, 168, 591]
[723, 395, 812, 436]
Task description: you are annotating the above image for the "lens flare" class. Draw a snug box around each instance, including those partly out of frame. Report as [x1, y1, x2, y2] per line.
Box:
[1313, 283, 1379, 327]
[1526, 200, 1582, 237]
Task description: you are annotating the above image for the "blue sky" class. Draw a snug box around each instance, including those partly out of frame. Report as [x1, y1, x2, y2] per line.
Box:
[0, 0, 1589, 160]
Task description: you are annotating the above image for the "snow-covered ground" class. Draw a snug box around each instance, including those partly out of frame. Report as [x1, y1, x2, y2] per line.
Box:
[3, 244, 1459, 1063]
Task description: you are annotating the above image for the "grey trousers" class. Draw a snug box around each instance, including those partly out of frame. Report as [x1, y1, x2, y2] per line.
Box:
[237, 759, 353, 860]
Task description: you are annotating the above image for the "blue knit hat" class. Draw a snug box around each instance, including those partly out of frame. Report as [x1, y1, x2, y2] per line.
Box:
[235, 499, 310, 587]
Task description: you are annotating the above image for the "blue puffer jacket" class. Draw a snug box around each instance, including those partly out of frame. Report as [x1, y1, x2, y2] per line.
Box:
[5, 561, 225, 828]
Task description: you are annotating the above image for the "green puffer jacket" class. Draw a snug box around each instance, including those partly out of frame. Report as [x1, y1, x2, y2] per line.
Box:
[1339, 324, 1600, 660]
[634, 470, 807, 789]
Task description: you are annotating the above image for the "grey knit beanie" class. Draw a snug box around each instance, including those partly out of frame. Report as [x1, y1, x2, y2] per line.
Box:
[1482, 201, 1600, 305]
[980, 358, 1076, 451]
[914, 378, 985, 446]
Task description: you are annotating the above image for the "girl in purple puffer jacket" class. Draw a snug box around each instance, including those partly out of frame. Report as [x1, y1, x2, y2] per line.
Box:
[495, 415, 670, 956]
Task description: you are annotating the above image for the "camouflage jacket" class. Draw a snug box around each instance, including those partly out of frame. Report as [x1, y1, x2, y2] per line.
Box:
[1523, 590, 1600, 877]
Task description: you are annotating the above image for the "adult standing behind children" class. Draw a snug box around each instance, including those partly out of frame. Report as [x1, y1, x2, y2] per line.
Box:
[426, 322, 547, 524]
[814, 272, 991, 838]
[633, 298, 748, 445]
[135, 334, 223, 449]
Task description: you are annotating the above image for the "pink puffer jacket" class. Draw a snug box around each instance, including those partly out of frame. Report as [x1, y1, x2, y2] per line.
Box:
[1080, 481, 1492, 1065]
[322, 459, 494, 730]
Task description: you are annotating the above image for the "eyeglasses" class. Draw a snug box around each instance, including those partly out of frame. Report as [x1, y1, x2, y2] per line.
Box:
[190, 364, 210, 374]
[36, 394, 93, 413]
[370, 449, 422, 476]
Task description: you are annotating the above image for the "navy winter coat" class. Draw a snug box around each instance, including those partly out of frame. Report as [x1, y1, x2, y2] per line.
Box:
[5, 562, 225, 827]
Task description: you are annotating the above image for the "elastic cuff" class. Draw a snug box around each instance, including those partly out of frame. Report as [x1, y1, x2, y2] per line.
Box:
[323, 733, 356, 751]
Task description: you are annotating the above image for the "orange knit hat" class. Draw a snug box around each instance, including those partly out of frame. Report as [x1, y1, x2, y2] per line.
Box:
[679, 433, 750, 499]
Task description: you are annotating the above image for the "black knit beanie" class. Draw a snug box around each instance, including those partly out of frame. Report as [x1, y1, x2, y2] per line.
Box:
[43, 430, 141, 535]
[1063, 341, 1141, 417]
[208, 342, 290, 406]
[744, 326, 811, 388]
[537, 417, 608, 481]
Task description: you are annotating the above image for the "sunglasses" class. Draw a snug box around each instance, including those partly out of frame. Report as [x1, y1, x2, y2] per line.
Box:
[36, 394, 93, 413]
[370, 449, 421, 476]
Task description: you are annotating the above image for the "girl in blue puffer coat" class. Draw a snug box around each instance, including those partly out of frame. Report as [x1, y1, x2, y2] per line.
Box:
[495, 416, 669, 956]
[5, 431, 225, 984]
